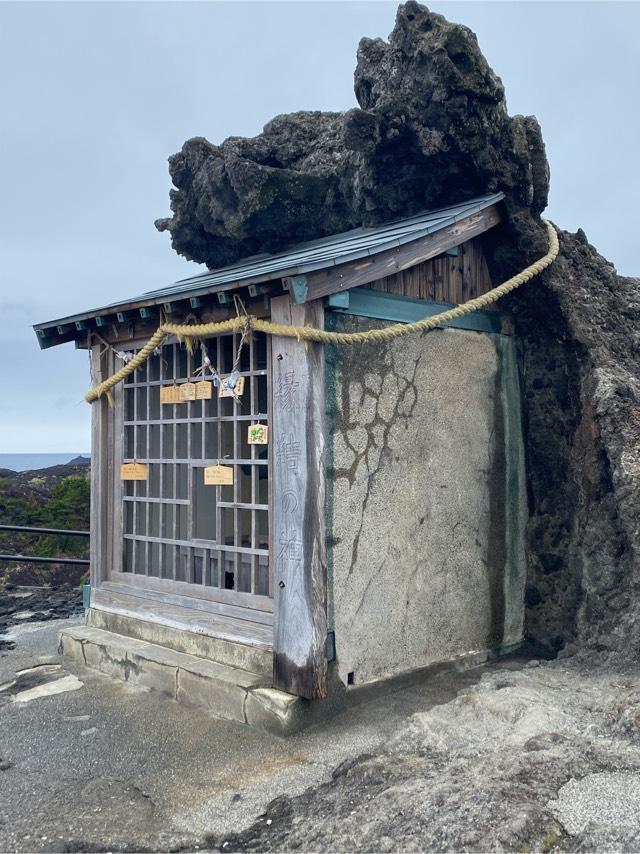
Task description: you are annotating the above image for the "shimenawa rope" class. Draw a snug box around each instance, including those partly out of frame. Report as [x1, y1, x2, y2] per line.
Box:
[86, 219, 559, 403]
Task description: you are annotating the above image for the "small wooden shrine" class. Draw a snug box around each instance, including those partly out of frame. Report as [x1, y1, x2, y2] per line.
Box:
[35, 192, 527, 706]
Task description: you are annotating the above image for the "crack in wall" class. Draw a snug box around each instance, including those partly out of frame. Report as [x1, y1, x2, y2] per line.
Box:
[332, 335, 421, 577]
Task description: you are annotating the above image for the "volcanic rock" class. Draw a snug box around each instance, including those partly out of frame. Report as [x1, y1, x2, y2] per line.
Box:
[509, 233, 640, 660]
[155, 1, 549, 270]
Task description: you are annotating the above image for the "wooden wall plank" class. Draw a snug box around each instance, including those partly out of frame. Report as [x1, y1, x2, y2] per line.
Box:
[270, 295, 328, 700]
[285, 205, 502, 303]
[363, 234, 495, 308]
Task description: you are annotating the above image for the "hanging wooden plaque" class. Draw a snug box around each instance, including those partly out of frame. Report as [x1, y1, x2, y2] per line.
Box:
[179, 382, 196, 402]
[248, 424, 269, 445]
[120, 462, 148, 481]
[219, 376, 245, 398]
[160, 385, 181, 404]
[195, 380, 212, 400]
[204, 465, 234, 486]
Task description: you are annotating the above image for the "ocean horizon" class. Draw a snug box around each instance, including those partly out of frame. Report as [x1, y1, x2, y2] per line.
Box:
[0, 453, 91, 473]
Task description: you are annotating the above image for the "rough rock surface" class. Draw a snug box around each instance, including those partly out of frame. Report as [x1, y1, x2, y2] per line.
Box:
[211, 659, 640, 852]
[0, 585, 83, 651]
[509, 236, 640, 660]
[155, 1, 548, 270]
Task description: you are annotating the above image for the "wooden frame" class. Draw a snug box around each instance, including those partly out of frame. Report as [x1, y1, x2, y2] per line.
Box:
[270, 295, 328, 700]
[87, 332, 275, 650]
[326, 287, 505, 334]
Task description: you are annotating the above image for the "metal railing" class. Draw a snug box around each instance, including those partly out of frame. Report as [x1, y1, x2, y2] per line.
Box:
[0, 525, 90, 566]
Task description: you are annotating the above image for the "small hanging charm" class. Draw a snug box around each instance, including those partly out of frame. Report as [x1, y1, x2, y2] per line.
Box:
[248, 424, 268, 445]
[219, 371, 245, 398]
[160, 384, 181, 404]
[179, 381, 196, 402]
[204, 465, 234, 485]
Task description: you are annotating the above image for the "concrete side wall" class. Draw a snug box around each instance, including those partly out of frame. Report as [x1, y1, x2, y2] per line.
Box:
[326, 315, 527, 687]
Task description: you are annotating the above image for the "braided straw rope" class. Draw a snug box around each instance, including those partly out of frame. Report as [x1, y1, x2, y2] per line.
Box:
[86, 219, 559, 403]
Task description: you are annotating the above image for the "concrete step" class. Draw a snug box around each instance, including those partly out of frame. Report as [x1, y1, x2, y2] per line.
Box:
[59, 626, 305, 736]
[87, 600, 273, 678]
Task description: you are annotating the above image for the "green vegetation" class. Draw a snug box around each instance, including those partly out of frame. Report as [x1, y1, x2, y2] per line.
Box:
[0, 475, 90, 584]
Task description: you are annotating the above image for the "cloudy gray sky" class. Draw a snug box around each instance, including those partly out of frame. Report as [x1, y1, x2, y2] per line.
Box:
[1, 1, 638, 453]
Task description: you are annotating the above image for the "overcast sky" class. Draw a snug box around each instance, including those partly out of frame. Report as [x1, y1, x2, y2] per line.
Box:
[1, 1, 638, 453]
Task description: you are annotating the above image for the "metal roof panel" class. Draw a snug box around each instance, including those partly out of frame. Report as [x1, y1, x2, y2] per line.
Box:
[34, 192, 504, 336]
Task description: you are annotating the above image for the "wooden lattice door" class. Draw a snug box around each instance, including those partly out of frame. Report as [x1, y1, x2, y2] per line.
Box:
[113, 331, 272, 622]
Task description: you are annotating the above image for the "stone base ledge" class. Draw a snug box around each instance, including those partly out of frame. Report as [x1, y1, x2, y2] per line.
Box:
[59, 626, 306, 736]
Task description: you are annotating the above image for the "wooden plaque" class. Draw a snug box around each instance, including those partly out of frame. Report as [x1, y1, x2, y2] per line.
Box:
[160, 385, 181, 404]
[179, 382, 196, 401]
[219, 376, 245, 398]
[248, 424, 269, 445]
[120, 463, 148, 481]
[195, 380, 212, 400]
[204, 465, 234, 486]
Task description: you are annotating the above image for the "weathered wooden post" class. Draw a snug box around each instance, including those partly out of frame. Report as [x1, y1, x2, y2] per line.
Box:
[270, 295, 328, 699]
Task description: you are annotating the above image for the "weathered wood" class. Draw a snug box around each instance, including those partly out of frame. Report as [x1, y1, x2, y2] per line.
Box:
[270, 295, 328, 700]
[105, 574, 273, 622]
[107, 351, 124, 579]
[365, 234, 495, 306]
[90, 345, 109, 592]
[91, 586, 273, 649]
[285, 204, 502, 304]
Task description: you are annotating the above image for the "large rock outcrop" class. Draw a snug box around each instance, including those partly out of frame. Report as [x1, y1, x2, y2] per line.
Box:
[510, 233, 640, 660]
[155, 1, 548, 270]
[156, 2, 640, 663]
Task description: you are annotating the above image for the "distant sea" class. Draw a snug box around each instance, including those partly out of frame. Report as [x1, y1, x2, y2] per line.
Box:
[0, 453, 91, 472]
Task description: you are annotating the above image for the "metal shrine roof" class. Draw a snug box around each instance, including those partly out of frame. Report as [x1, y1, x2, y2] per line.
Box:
[33, 192, 504, 347]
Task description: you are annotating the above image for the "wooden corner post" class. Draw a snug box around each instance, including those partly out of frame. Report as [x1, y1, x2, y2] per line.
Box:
[89, 344, 110, 591]
[270, 295, 328, 700]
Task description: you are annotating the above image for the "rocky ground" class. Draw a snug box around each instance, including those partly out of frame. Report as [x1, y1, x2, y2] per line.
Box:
[216, 654, 640, 853]
[0, 460, 89, 650]
[0, 586, 83, 651]
[2, 625, 640, 852]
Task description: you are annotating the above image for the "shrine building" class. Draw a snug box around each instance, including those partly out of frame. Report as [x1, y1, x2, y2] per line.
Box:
[34, 192, 528, 734]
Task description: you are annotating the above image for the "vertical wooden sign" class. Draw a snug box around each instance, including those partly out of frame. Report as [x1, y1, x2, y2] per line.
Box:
[160, 385, 181, 404]
[179, 382, 196, 401]
[195, 380, 212, 400]
[203, 465, 234, 485]
[270, 295, 327, 700]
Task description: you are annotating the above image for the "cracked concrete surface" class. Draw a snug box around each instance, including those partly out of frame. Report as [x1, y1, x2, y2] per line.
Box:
[327, 319, 527, 686]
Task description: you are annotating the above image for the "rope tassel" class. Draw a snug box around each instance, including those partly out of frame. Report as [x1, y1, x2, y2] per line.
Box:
[85, 220, 559, 403]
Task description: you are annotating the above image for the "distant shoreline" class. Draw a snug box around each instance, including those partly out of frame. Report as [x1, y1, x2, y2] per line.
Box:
[0, 453, 91, 473]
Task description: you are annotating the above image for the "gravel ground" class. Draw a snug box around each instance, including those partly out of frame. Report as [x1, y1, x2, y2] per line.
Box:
[550, 772, 640, 835]
[3, 619, 640, 852]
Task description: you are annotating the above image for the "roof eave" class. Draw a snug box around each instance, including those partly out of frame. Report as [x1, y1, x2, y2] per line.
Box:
[32, 192, 506, 348]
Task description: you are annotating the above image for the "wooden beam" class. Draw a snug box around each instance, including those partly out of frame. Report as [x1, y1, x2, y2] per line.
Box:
[284, 203, 503, 304]
[270, 295, 328, 700]
[327, 286, 504, 334]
